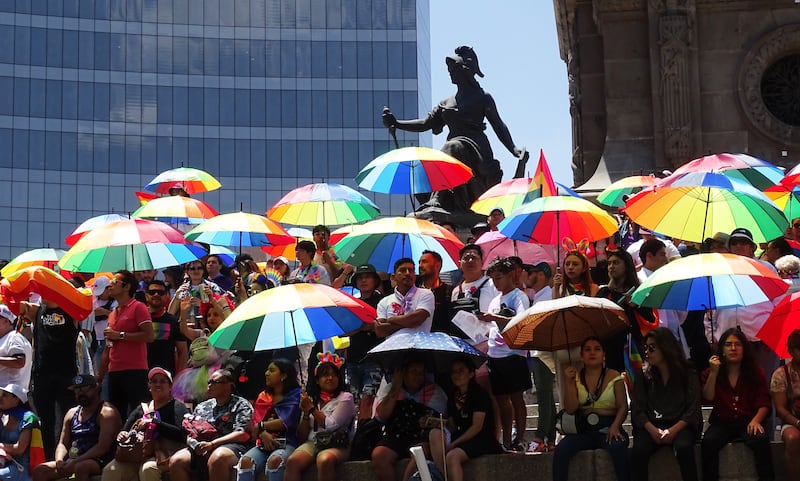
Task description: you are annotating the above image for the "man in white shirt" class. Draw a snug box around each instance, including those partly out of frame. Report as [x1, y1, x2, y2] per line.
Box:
[375, 258, 435, 338]
[525, 262, 553, 304]
[0, 304, 31, 389]
[628, 227, 681, 268]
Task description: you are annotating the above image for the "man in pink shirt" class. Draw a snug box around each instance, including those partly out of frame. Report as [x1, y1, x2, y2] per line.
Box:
[97, 270, 154, 417]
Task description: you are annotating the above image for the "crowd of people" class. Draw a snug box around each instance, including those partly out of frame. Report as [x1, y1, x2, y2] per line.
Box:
[0, 212, 798, 481]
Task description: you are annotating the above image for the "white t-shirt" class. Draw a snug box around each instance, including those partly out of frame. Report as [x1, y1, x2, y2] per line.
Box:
[450, 276, 499, 313]
[0, 330, 32, 389]
[376, 287, 436, 337]
[487, 289, 530, 358]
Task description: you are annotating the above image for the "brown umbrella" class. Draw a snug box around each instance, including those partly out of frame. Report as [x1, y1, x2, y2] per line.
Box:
[501, 295, 629, 351]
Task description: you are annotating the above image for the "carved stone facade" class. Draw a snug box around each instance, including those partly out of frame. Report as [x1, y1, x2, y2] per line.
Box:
[554, 0, 800, 191]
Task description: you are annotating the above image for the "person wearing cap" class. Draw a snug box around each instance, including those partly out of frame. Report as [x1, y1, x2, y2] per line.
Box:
[169, 369, 253, 481]
[702, 232, 730, 254]
[90, 277, 116, 380]
[0, 304, 31, 390]
[32, 374, 121, 481]
[272, 256, 291, 283]
[97, 270, 154, 419]
[144, 280, 188, 377]
[468, 222, 489, 244]
[102, 367, 190, 481]
[525, 262, 553, 304]
[487, 207, 505, 232]
[344, 264, 384, 420]
[375, 258, 436, 339]
[0, 382, 39, 480]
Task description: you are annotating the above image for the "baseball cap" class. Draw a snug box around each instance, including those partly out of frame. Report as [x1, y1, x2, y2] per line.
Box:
[528, 261, 552, 278]
[0, 384, 27, 403]
[711, 232, 730, 245]
[273, 256, 289, 266]
[148, 367, 173, 384]
[470, 222, 489, 235]
[91, 276, 111, 296]
[728, 228, 755, 246]
[353, 264, 379, 281]
[490, 207, 505, 216]
[69, 374, 98, 390]
[0, 304, 16, 325]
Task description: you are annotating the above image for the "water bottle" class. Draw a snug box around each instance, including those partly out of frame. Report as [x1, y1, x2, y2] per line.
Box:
[187, 437, 200, 451]
[68, 441, 79, 459]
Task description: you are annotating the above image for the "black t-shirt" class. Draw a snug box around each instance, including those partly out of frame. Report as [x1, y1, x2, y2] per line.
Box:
[147, 311, 186, 374]
[427, 283, 453, 335]
[34, 306, 79, 377]
[448, 382, 495, 440]
[123, 398, 191, 443]
[347, 291, 383, 363]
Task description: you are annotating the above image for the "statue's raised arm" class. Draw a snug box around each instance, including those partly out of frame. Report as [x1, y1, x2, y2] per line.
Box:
[381, 46, 529, 219]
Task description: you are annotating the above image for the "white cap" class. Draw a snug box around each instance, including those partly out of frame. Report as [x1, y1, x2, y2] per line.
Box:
[91, 277, 111, 296]
[0, 384, 27, 403]
[0, 304, 16, 325]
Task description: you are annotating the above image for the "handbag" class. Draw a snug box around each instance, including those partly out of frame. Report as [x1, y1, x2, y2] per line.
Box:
[314, 427, 350, 450]
[182, 413, 219, 442]
[115, 403, 157, 463]
[349, 418, 385, 461]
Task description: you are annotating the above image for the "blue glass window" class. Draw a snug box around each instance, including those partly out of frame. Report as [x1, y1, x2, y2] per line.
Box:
[204, 38, 219, 76]
[62, 81, 78, 119]
[13, 78, 29, 116]
[251, 89, 266, 127]
[126, 34, 142, 73]
[280, 40, 295, 77]
[95, 0, 110, 19]
[172, 137, 188, 168]
[341, 91, 357, 128]
[109, 84, 125, 122]
[173, 37, 188, 74]
[62, 132, 77, 170]
[30, 27, 47, 67]
[265, 40, 280, 75]
[0, 26, 13, 64]
[30, 131, 45, 169]
[14, 26, 29, 64]
[296, 40, 311, 78]
[326, 90, 342, 127]
[189, 37, 204, 75]
[251, 140, 266, 177]
[173, 87, 188, 124]
[127, 0, 142, 21]
[250, 40, 266, 77]
[265, 0, 280, 28]
[29, 79, 46, 117]
[204, 88, 219, 125]
[156, 136, 172, 172]
[156, 0, 172, 23]
[142, 86, 157, 123]
[126, 135, 141, 173]
[281, 139, 297, 177]
[142, 36, 157, 73]
[157, 86, 172, 124]
[157, 36, 172, 73]
[110, 33, 125, 71]
[325, 41, 341, 79]
[266, 140, 281, 176]
[110, 0, 125, 20]
[341, 41, 357, 79]
[174, 0, 188, 23]
[280, 0, 296, 28]
[203, 138, 220, 177]
[106, 135, 122, 173]
[45, 131, 62, 170]
[219, 39, 234, 76]
[341, 0, 356, 28]
[235, 139, 250, 175]
[220, 0, 235, 26]
[265, 90, 281, 127]
[326, 0, 341, 28]
[372, 41, 387, 78]
[126, 84, 142, 123]
[311, 90, 326, 128]
[12, 130, 28, 168]
[77, 132, 93, 171]
[142, 0, 158, 22]
[79, 31, 95, 69]
[204, 0, 220, 26]
[219, 89, 235, 126]
[281, 90, 296, 126]
[0, 77, 13, 116]
[296, 90, 311, 128]
[95, 32, 110, 70]
[387, 42, 403, 77]
[235, 89, 250, 126]
[188, 87, 203, 125]
[141, 136, 157, 173]
[234, 39, 250, 77]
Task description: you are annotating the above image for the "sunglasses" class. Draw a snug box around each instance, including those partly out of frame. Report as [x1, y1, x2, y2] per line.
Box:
[643, 343, 658, 353]
[207, 379, 229, 386]
[146, 290, 166, 296]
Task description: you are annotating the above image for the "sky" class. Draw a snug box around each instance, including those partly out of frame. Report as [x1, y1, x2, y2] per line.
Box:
[428, 0, 574, 187]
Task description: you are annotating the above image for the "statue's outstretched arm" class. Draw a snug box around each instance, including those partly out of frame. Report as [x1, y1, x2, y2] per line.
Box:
[483, 93, 526, 159]
[382, 107, 434, 133]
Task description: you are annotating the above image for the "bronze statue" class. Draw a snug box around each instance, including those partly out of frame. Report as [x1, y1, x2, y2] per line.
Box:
[382, 46, 529, 220]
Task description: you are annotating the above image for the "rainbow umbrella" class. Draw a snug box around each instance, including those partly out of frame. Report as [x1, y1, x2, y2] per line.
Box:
[630, 253, 787, 311]
[132, 195, 219, 224]
[65, 214, 128, 246]
[597, 175, 659, 208]
[208, 283, 375, 351]
[184, 212, 295, 249]
[333, 217, 464, 272]
[624, 171, 787, 243]
[0, 266, 93, 320]
[261, 227, 313, 261]
[59, 219, 206, 272]
[764, 183, 800, 222]
[1, 248, 67, 277]
[669, 153, 784, 190]
[267, 183, 380, 226]
[756, 291, 800, 359]
[470, 178, 579, 216]
[355, 146, 473, 195]
[144, 167, 221, 194]
[475, 231, 555, 268]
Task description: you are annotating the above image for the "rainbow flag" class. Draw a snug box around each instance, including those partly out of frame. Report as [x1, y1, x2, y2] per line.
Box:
[524, 149, 558, 202]
[135, 191, 160, 206]
[623, 333, 643, 393]
[27, 412, 45, 469]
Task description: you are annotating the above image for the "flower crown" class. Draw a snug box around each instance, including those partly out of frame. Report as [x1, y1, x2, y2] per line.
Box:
[314, 352, 344, 375]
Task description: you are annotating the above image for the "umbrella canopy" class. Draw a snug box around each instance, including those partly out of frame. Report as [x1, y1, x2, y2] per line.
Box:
[363, 331, 486, 372]
[144, 167, 221, 194]
[267, 183, 380, 226]
[208, 245, 237, 266]
[132, 196, 218, 224]
[65, 214, 128, 246]
[0, 267, 93, 320]
[630, 253, 788, 310]
[333, 217, 464, 272]
[58, 219, 207, 272]
[261, 227, 313, 261]
[498, 195, 619, 249]
[355, 146, 473, 194]
[208, 283, 375, 351]
[184, 212, 295, 248]
[668, 153, 784, 191]
[597, 175, 660, 208]
[1, 248, 67, 277]
[474, 231, 555, 268]
[501, 296, 628, 351]
[764, 183, 800, 222]
[470, 178, 579, 216]
[624, 171, 787, 243]
[756, 291, 800, 359]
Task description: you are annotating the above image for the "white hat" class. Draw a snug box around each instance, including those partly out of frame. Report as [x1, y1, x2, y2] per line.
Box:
[0, 384, 27, 403]
[0, 304, 16, 325]
[91, 277, 111, 296]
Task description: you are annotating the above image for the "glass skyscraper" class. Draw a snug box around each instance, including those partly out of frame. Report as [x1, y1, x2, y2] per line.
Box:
[0, 0, 431, 259]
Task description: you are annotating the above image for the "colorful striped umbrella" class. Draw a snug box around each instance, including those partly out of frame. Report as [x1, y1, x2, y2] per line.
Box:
[355, 146, 473, 194]
[132, 195, 219, 224]
[0, 266, 93, 320]
[333, 217, 464, 272]
[471, 178, 579, 216]
[184, 212, 295, 249]
[59, 219, 206, 272]
[261, 227, 313, 261]
[208, 283, 375, 351]
[474, 231, 555, 268]
[267, 183, 380, 226]
[1, 248, 67, 277]
[597, 175, 659, 208]
[624, 171, 787, 243]
[669, 153, 784, 190]
[756, 291, 800, 359]
[764, 183, 800, 222]
[65, 214, 128, 246]
[630, 253, 788, 311]
[144, 167, 221, 194]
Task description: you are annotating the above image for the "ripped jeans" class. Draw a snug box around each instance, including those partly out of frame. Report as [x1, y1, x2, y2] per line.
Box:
[236, 444, 296, 481]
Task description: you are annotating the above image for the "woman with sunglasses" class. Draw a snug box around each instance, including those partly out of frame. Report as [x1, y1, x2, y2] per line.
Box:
[630, 327, 702, 481]
[553, 337, 628, 481]
[166, 261, 225, 318]
[102, 368, 190, 481]
[236, 359, 302, 481]
[701, 328, 774, 481]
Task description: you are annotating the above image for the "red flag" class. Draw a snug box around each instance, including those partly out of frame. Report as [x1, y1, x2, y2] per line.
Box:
[135, 191, 160, 206]
[526, 149, 558, 201]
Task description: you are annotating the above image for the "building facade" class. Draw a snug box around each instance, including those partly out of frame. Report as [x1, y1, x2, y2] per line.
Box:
[554, 0, 800, 193]
[0, 0, 430, 259]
